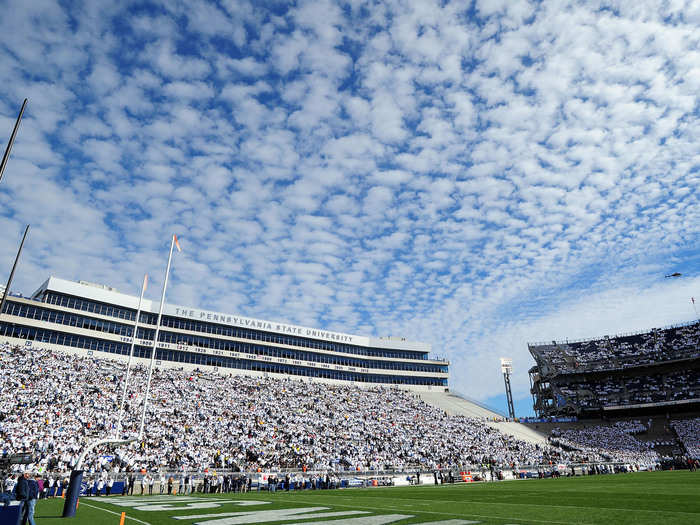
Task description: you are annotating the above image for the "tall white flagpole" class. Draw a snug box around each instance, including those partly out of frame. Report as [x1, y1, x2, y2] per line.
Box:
[115, 273, 148, 438]
[139, 235, 179, 439]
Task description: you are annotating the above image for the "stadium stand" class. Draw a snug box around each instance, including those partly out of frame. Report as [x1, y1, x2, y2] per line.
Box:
[1, 344, 656, 482]
[528, 320, 700, 417]
[548, 420, 659, 465]
[671, 418, 700, 460]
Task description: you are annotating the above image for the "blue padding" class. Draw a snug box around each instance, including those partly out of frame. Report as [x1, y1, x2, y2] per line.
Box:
[80, 481, 124, 496]
[0, 503, 21, 525]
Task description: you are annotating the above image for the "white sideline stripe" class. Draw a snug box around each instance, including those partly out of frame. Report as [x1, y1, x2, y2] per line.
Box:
[79, 501, 152, 525]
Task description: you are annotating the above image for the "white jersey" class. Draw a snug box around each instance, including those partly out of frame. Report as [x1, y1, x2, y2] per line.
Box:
[5, 477, 17, 492]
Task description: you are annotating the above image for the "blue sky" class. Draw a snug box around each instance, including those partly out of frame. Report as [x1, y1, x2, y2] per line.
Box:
[0, 0, 699, 415]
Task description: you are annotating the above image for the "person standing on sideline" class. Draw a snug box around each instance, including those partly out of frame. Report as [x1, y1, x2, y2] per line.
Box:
[25, 474, 40, 525]
[148, 474, 155, 495]
[5, 475, 17, 499]
[97, 477, 104, 496]
[16, 472, 29, 525]
[38, 476, 46, 499]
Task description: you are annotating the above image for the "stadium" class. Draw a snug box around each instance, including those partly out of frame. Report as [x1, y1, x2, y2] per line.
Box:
[1, 1, 700, 524]
[1, 275, 699, 524]
[529, 322, 700, 418]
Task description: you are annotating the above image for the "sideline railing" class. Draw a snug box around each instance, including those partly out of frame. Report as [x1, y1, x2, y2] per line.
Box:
[41, 461, 661, 488]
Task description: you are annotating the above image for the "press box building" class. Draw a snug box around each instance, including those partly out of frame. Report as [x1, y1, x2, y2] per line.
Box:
[0, 277, 449, 390]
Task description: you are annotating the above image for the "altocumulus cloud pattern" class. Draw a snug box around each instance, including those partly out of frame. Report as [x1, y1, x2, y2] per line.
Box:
[0, 0, 699, 409]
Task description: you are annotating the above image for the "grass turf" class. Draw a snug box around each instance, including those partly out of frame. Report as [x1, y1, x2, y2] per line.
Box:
[33, 470, 700, 525]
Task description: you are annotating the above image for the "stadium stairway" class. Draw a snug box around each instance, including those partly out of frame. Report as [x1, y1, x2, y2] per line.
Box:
[418, 391, 548, 445]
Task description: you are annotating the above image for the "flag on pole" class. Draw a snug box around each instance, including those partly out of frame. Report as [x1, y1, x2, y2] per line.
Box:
[143, 274, 148, 292]
[692, 297, 695, 305]
[174, 234, 182, 252]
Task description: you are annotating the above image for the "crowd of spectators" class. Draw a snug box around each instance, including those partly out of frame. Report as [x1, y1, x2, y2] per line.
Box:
[549, 421, 660, 465]
[671, 418, 700, 459]
[531, 321, 700, 374]
[1, 344, 666, 482]
[555, 369, 700, 411]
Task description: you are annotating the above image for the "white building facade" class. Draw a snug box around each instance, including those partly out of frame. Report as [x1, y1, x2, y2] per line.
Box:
[0, 277, 449, 390]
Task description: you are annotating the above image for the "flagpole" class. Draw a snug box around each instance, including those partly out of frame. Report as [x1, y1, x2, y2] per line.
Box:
[115, 273, 148, 438]
[139, 235, 177, 439]
[0, 98, 28, 185]
[0, 225, 30, 317]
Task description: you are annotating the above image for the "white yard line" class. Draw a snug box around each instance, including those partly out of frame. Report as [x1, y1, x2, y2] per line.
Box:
[79, 500, 153, 525]
[286, 497, 595, 525]
[290, 493, 700, 517]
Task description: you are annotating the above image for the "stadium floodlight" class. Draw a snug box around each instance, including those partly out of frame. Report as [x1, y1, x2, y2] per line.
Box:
[500, 358, 515, 419]
[500, 358, 513, 375]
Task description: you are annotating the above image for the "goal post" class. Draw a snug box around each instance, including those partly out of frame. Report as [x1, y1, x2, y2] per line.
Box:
[62, 437, 137, 518]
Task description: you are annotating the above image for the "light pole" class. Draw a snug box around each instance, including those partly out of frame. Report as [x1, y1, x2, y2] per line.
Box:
[500, 357, 515, 419]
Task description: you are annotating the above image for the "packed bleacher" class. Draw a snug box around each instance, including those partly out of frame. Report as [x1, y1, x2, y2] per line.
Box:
[529, 320, 700, 416]
[0, 345, 662, 479]
[555, 369, 700, 410]
[530, 321, 700, 374]
[549, 421, 660, 465]
[671, 418, 700, 459]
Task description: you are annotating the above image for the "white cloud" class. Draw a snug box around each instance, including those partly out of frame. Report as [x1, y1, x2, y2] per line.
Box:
[0, 0, 698, 412]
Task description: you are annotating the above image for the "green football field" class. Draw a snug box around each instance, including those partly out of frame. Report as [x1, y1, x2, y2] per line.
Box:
[33, 470, 700, 525]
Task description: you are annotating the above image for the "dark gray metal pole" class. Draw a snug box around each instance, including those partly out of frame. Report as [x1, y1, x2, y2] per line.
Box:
[0, 98, 28, 185]
[503, 371, 515, 419]
[0, 224, 30, 316]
